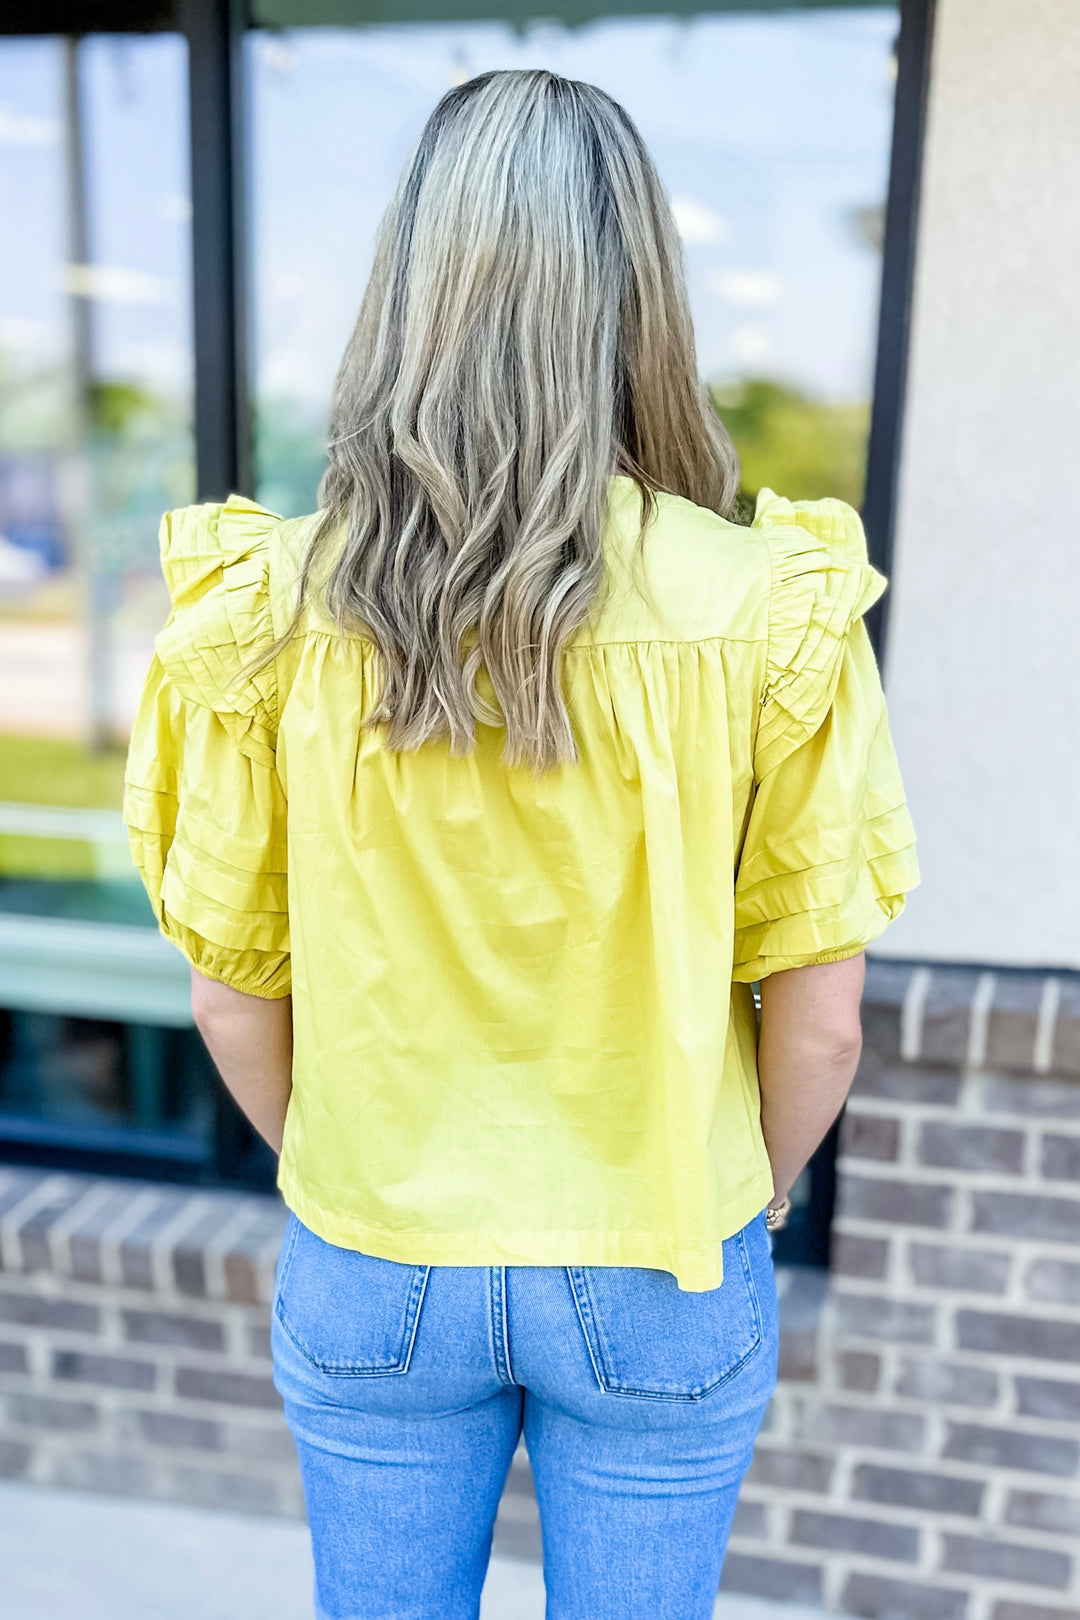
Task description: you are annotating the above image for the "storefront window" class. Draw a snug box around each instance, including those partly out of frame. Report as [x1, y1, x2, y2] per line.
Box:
[0, 33, 204, 1155]
[0, 3, 906, 1215]
[247, 7, 898, 517]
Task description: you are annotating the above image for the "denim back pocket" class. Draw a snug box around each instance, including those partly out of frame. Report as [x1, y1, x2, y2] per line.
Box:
[567, 1222, 766, 1400]
[273, 1215, 430, 1377]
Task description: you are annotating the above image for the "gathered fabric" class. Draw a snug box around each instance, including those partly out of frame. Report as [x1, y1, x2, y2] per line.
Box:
[123, 475, 919, 1290]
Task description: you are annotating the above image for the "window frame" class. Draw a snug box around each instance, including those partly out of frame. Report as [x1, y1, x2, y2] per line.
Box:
[0, 0, 934, 1250]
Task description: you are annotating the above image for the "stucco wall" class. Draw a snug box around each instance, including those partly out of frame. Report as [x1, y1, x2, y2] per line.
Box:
[879, 0, 1080, 968]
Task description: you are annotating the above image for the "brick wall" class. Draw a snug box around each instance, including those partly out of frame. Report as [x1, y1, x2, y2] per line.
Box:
[0, 960, 1078, 1620]
[0, 1172, 298, 1514]
[725, 963, 1080, 1620]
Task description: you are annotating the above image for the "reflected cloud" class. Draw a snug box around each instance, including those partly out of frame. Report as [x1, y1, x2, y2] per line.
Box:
[261, 37, 298, 76]
[0, 318, 51, 353]
[709, 270, 783, 308]
[0, 104, 60, 147]
[60, 264, 175, 306]
[156, 193, 192, 226]
[670, 193, 730, 246]
[731, 323, 775, 367]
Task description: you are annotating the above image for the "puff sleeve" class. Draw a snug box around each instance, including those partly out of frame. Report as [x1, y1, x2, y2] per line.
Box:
[122, 496, 291, 999]
[732, 491, 920, 983]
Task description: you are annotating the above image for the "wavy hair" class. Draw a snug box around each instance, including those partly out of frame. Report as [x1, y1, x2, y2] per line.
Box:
[241, 69, 739, 771]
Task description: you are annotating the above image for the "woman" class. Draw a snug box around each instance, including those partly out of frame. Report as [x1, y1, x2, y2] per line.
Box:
[124, 68, 918, 1620]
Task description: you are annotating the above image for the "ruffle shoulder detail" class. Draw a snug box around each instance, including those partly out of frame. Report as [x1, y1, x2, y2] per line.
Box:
[751, 488, 887, 779]
[153, 494, 283, 769]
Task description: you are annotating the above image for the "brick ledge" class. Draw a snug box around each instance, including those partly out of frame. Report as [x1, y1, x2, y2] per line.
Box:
[863, 960, 1080, 1077]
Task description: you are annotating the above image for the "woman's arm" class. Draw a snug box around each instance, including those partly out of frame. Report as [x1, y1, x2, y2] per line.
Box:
[190, 970, 293, 1154]
[756, 953, 866, 1203]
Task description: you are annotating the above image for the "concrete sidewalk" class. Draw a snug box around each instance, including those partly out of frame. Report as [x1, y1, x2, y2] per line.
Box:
[0, 1479, 827, 1620]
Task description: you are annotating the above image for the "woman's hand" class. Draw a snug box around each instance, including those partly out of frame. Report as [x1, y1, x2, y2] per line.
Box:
[756, 954, 866, 1202]
[190, 970, 294, 1154]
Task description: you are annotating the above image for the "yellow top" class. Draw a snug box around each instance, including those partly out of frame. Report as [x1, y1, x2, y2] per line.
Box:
[123, 476, 919, 1289]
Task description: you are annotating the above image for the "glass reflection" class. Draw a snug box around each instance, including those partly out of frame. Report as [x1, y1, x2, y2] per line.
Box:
[0, 34, 194, 753]
[0, 33, 197, 1138]
[248, 9, 898, 517]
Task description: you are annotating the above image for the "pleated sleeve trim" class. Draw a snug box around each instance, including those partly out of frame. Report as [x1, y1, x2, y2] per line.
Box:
[733, 490, 919, 981]
[751, 488, 888, 780]
[122, 496, 291, 998]
[153, 494, 282, 770]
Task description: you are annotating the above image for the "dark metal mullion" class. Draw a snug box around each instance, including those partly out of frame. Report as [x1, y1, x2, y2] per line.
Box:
[179, 0, 255, 1185]
[862, 0, 936, 668]
[808, 0, 937, 1277]
[181, 0, 251, 502]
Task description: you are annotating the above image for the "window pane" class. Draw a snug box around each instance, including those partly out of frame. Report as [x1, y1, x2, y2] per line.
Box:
[247, 8, 898, 517]
[0, 1009, 211, 1146]
[0, 33, 199, 1148]
[0, 34, 194, 749]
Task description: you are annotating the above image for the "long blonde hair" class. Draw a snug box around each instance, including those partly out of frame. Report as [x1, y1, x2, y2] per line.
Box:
[244, 68, 739, 771]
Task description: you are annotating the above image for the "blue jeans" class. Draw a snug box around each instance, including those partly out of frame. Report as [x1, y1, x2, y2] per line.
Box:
[270, 1208, 778, 1620]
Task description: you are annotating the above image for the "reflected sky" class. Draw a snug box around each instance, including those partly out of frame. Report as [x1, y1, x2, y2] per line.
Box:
[250, 9, 897, 417]
[0, 35, 191, 402]
[0, 8, 896, 420]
